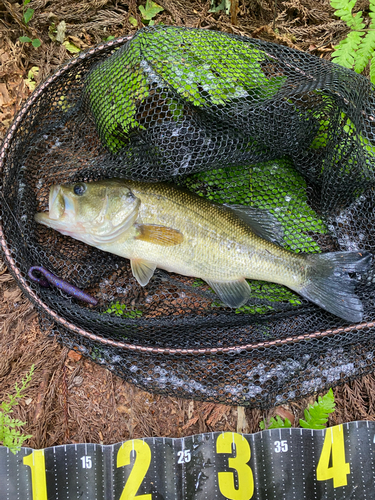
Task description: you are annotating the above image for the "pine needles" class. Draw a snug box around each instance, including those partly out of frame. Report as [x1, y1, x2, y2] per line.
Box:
[331, 0, 375, 83]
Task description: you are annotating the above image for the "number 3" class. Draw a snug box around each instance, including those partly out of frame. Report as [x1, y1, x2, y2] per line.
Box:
[216, 433, 254, 500]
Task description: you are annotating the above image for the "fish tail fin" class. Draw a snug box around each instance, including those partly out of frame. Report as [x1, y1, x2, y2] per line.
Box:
[297, 251, 372, 323]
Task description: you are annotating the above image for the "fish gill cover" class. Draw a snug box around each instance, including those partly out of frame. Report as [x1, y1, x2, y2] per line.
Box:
[1, 25, 375, 407]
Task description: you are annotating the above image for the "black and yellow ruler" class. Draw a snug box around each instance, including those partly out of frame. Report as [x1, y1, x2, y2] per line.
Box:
[1, 421, 375, 499]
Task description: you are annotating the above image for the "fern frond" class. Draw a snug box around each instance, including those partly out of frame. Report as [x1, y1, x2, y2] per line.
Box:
[331, 0, 363, 28]
[370, 51, 375, 84]
[354, 30, 375, 73]
[299, 388, 335, 430]
[332, 30, 365, 68]
[259, 415, 292, 430]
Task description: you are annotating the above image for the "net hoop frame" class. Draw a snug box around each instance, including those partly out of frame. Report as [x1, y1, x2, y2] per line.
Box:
[0, 34, 372, 356]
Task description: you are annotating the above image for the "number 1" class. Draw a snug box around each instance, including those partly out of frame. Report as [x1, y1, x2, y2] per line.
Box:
[23, 450, 48, 500]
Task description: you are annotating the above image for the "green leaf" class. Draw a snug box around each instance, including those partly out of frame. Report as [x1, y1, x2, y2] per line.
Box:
[331, 30, 365, 68]
[139, 0, 164, 21]
[354, 30, 375, 73]
[0, 365, 34, 454]
[370, 51, 375, 84]
[19, 36, 32, 43]
[23, 0, 32, 4]
[32, 38, 41, 48]
[129, 16, 138, 26]
[299, 388, 335, 429]
[63, 41, 81, 54]
[23, 7, 34, 25]
[260, 415, 292, 430]
[209, 0, 231, 14]
[105, 36, 115, 41]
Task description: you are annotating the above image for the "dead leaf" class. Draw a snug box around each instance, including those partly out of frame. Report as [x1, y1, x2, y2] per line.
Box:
[275, 406, 295, 425]
[56, 20, 66, 44]
[68, 350, 82, 362]
[117, 405, 130, 414]
[73, 376, 83, 386]
[68, 35, 89, 49]
[4, 287, 22, 303]
[0, 83, 10, 107]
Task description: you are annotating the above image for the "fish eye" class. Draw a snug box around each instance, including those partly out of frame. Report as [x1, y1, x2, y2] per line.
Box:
[73, 183, 86, 196]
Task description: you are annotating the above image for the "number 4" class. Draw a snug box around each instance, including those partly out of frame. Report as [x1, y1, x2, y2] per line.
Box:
[316, 425, 350, 488]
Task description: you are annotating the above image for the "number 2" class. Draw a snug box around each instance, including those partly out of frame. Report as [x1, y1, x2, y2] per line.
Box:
[216, 433, 254, 500]
[117, 440, 152, 499]
[316, 425, 350, 488]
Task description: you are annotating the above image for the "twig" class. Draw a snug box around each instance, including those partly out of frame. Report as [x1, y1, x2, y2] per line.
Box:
[62, 365, 69, 442]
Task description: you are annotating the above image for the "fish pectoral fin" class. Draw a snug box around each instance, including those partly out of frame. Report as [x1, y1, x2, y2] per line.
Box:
[131, 259, 157, 286]
[135, 224, 184, 246]
[205, 279, 250, 308]
[225, 204, 284, 245]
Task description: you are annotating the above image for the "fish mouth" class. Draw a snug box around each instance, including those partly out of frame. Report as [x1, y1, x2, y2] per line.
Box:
[34, 185, 79, 233]
[49, 185, 65, 220]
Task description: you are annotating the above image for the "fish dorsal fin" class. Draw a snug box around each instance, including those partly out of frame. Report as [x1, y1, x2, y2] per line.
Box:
[131, 259, 157, 286]
[135, 224, 184, 246]
[225, 204, 284, 245]
[205, 279, 251, 308]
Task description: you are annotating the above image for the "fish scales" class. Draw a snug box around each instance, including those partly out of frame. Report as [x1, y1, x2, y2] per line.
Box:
[126, 181, 306, 286]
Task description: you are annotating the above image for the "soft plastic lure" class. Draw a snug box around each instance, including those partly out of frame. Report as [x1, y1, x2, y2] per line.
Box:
[28, 266, 98, 306]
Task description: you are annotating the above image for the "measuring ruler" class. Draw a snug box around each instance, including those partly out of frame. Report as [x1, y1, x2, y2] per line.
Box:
[1, 421, 375, 499]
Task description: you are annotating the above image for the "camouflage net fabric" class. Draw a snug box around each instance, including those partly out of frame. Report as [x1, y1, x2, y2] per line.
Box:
[1, 26, 375, 407]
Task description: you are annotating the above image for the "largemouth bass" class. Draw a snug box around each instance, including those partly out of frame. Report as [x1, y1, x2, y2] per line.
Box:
[35, 179, 371, 322]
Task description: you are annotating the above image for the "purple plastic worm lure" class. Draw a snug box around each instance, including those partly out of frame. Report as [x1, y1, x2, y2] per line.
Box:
[28, 266, 98, 306]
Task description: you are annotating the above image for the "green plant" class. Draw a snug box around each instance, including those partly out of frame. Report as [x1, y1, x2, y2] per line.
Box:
[259, 415, 292, 430]
[330, 0, 375, 82]
[19, 0, 41, 48]
[209, 0, 231, 14]
[260, 388, 336, 430]
[103, 301, 143, 318]
[300, 388, 336, 429]
[139, 0, 164, 26]
[24, 66, 39, 91]
[0, 365, 35, 454]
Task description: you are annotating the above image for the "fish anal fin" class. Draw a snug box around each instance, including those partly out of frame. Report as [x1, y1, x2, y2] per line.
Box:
[131, 259, 156, 286]
[205, 278, 250, 308]
[135, 224, 184, 246]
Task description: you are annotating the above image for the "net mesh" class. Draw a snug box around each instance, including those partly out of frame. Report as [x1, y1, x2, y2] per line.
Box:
[1, 26, 375, 407]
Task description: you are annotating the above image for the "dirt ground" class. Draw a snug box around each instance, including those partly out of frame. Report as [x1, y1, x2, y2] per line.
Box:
[1, 0, 375, 449]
